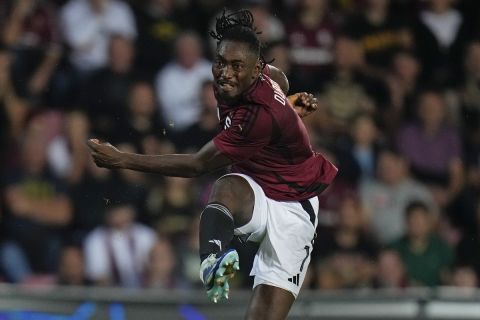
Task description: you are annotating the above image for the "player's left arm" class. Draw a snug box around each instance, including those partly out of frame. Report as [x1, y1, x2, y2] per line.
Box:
[267, 64, 318, 118]
[267, 64, 289, 94]
[87, 139, 233, 177]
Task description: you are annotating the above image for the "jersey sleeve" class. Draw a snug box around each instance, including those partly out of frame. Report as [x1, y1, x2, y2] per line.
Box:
[263, 64, 271, 77]
[213, 106, 272, 162]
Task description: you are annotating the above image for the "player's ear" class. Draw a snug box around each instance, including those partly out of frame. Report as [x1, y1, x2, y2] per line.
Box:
[252, 59, 262, 79]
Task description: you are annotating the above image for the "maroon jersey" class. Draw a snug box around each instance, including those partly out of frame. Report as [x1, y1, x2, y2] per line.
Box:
[213, 72, 338, 201]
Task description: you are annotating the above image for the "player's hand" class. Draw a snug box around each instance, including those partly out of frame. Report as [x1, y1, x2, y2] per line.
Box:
[288, 92, 318, 118]
[87, 139, 124, 169]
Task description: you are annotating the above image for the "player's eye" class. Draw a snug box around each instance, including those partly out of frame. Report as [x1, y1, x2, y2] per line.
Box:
[233, 63, 243, 71]
[214, 59, 225, 68]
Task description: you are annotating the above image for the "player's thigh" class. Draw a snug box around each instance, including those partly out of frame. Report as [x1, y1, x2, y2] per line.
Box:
[251, 197, 318, 297]
[209, 174, 255, 227]
[212, 173, 269, 239]
[245, 284, 295, 320]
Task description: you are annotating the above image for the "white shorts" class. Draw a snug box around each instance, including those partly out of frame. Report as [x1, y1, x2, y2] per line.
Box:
[227, 173, 319, 298]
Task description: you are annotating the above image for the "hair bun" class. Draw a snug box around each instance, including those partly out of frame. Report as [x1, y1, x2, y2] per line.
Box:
[209, 9, 259, 41]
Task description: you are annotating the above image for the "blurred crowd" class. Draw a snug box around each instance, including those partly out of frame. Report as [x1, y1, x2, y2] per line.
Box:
[0, 0, 479, 293]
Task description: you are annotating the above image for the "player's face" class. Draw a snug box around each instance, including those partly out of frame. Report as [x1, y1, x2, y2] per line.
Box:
[213, 40, 261, 100]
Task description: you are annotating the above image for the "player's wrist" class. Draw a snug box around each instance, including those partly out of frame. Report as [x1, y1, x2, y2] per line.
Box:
[287, 94, 298, 106]
[117, 152, 130, 169]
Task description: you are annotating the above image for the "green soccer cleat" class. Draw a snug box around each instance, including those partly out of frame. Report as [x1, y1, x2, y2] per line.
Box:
[199, 249, 240, 303]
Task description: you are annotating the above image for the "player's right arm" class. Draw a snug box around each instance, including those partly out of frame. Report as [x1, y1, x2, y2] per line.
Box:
[87, 105, 272, 176]
[87, 139, 233, 177]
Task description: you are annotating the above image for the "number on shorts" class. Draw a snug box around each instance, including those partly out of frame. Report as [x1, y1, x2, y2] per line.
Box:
[300, 245, 310, 272]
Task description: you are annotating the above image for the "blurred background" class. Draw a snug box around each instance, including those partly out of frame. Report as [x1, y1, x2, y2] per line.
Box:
[0, 0, 480, 318]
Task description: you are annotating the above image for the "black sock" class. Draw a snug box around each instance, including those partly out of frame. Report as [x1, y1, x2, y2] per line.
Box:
[199, 203, 234, 262]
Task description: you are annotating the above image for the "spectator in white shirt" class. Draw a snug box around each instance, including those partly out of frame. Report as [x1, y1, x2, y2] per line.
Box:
[360, 148, 437, 244]
[60, 0, 137, 73]
[155, 31, 212, 132]
[84, 202, 157, 287]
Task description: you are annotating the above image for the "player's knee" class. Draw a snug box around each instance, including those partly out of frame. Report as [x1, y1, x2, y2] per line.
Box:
[209, 176, 254, 224]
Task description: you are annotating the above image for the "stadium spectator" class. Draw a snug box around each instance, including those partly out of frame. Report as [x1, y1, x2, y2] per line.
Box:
[351, 114, 383, 181]
[57, 245, 90, 286]
[461, 40, 480, 117]
[112, 143, 149, 217]
[374, 249, 408, 289]
[113, 80, 166, 153]
[313, 36, 388, 138]
[60, 0, 137, 74]
[148, 176, 197, 241]
[336, 113, 383, 185]
[79, 35, 138, 138]
[177, 216, 202, 288]
[173, 80, 219, 152]
[246, 1, 285, 46]
[154, 31, 212, 132]
[383, 50, 421, 134]
[1, 0, 62, 103]
[144, 236, 178, 288]
[285, 0, 337, 92]
[396, 90, 464, 207]
[66, 140, 149, 244]
[68, 155, 114, 242]
[47, 111, 90, 183]
[389, 201, 453, 287]
[0, 42, 30, 149]
[412, 0, 472, 87]
[360, 148, 437, 244]
[343, 0, 412, 74]
[455, 201, 480, 279]
[449, 264, 478, 290]
[84, 201, 157, 287]
[56, 0, 137, 106]
[461, 41, 480, 121]
[314, 260, 343, 290]
[460, 41, 480, 178]
[314, 196, 379, 289]
[131, 0, 182, 78]
[0, 116, 73, 282]
[316, 148, 356, 225]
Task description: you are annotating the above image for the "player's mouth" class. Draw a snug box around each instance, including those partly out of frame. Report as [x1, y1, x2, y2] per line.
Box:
[217, 80, 236, 92]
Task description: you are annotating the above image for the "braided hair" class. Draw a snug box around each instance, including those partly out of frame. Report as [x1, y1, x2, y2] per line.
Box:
[210, 9, 269, 68]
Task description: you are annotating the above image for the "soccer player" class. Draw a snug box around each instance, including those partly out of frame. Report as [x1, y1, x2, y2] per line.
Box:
[88, 9, 337, 320]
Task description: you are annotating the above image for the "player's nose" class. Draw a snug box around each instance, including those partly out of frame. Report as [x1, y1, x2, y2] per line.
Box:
[221, 65, 234, 79]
